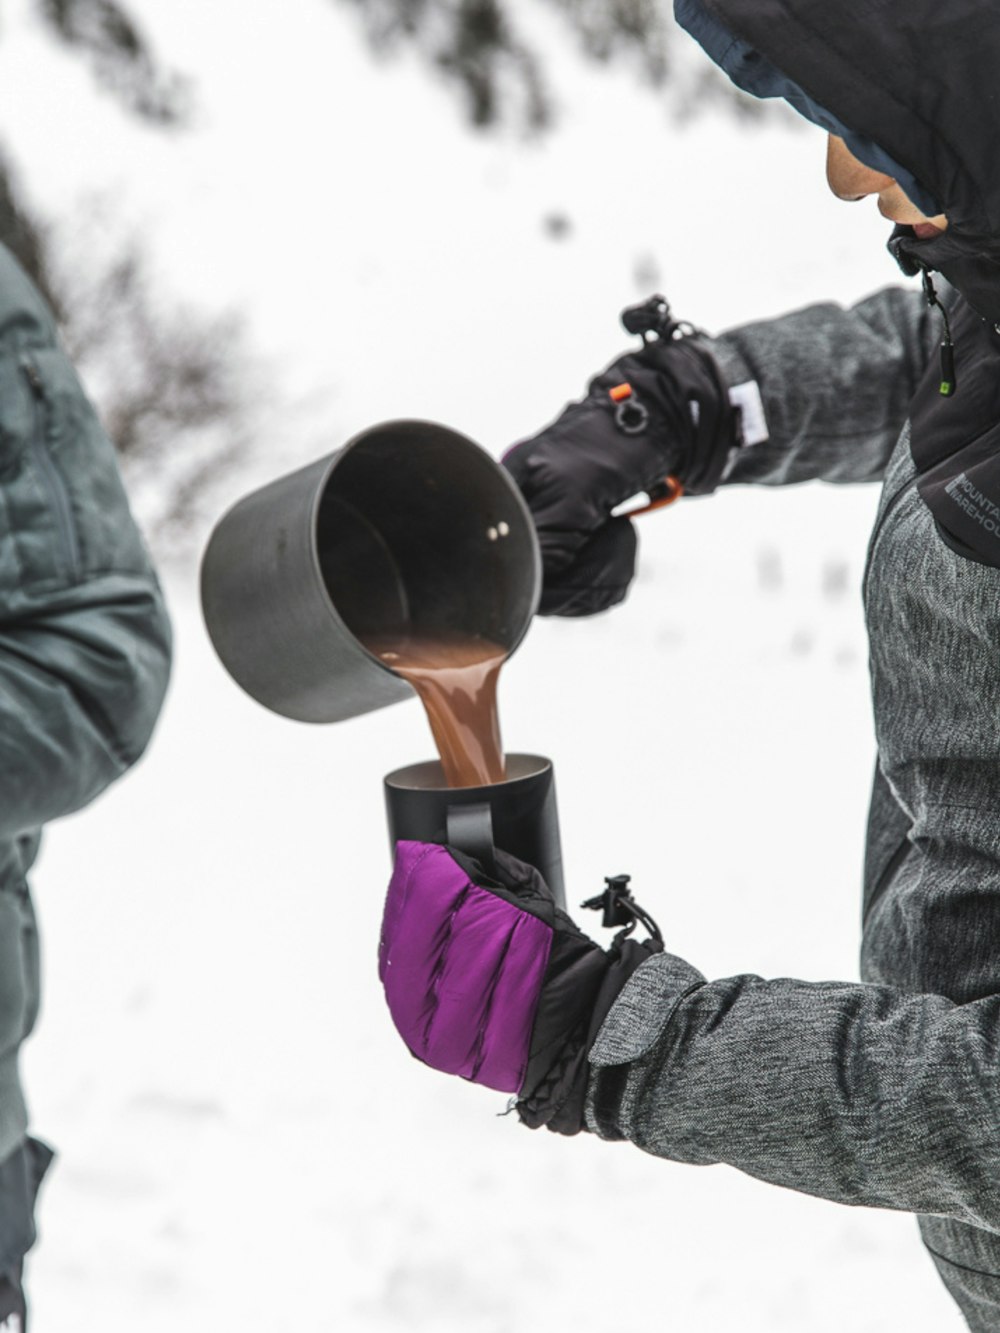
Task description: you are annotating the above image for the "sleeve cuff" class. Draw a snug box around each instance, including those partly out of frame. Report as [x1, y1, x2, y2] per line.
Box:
[708, 334, 754, 393]
[588, 951, 706, 1067]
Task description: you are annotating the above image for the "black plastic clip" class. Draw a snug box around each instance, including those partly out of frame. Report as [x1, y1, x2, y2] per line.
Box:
[620, 294, 701, 347]
[581, 875, 663, 944]
[621, 295, 675, 342]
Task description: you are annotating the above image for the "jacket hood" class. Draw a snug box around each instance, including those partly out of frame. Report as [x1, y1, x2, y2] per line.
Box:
[682, 0, 1000, 323]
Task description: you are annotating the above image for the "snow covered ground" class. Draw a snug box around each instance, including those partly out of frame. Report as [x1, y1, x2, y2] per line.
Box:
[0, 0, 968, 1328]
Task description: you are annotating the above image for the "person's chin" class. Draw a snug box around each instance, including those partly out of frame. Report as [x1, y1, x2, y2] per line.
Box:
[876, 192, 928, 229]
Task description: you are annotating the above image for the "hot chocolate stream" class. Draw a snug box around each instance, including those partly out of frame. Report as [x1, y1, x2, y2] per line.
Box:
[361, 632, 508, 787]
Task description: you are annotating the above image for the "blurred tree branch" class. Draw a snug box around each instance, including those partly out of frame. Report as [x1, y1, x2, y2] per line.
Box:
[54, 211, 257, 539]
[0, 5, 254, 541]
[547, 0, 669, 80]
[339, 0, 765, 131]
[35, 0, 191, 124]
[0, 155, 257, 538]
[345, 0, 546, 128]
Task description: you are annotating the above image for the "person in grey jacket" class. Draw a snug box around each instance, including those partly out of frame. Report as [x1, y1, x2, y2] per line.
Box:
[0, 242, 171, 1327]
[376, 1, 1000, 1329]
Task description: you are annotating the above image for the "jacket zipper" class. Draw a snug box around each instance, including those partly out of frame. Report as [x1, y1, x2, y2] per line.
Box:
[20, 356, 81, 580]
[863, 257, 962, 598]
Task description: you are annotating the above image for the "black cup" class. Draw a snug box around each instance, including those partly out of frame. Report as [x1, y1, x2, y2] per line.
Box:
[384, 753, 565, 907]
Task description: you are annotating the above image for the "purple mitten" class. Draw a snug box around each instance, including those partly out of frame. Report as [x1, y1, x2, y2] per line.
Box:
[379, 840, 663, 1133]
[379, 841, 553, 1092]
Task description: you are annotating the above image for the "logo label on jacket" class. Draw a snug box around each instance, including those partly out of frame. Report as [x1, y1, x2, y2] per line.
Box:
[944, 472, 1000, 540]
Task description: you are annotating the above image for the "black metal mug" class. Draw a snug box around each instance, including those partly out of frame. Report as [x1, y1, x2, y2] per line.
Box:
[384, 753, 565, 907]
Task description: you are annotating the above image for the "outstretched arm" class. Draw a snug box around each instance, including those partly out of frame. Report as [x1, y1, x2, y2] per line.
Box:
[711, 284, 946, 486]
[587, 928, 1000, 1230]
[503, 284, 946, 614]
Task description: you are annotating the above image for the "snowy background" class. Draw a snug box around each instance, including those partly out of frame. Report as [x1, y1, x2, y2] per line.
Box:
[0, 0, 967, 1328]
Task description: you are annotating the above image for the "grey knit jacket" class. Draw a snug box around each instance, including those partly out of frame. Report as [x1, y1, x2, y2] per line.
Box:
[585, 283, 1000, 1235]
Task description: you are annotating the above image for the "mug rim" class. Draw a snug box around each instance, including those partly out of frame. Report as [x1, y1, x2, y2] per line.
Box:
[384, 752, 551, 792]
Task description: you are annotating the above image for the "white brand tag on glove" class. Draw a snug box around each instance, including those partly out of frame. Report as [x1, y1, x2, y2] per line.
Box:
[728, 380, 768, 447]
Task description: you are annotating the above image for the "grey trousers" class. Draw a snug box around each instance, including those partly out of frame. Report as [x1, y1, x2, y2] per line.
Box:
[0, 1260, 26, 1332]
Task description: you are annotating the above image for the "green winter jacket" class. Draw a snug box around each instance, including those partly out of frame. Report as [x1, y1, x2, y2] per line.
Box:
[0, 243, 171, 1175]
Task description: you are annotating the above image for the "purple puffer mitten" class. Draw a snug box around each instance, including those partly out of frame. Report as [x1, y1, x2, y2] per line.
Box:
[379, 841, 663, 1134]
[380, 840, 552, 1092]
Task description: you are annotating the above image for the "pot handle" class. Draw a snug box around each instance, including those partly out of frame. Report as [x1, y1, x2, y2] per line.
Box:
[446, 802, 497, 877]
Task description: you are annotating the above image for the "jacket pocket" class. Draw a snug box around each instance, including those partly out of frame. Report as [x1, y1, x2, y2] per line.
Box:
[19, 354, 81, 582]
[2, 345, 148, 587]
[0, 348, 83, 590]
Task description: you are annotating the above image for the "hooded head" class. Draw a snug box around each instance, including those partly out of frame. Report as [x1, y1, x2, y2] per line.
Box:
[675, 0, 1000, 323]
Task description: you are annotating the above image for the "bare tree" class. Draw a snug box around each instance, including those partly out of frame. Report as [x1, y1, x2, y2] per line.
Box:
[0, 3, 257, 541]
[547, 0, 670, 81]
[53, 208, 258, 540]
[345, 0, 546, 128]
[339, 0, 765, 132]
[35, 0, 190, 124]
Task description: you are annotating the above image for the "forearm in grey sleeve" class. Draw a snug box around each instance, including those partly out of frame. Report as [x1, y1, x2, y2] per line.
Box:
[710, 285, 943, 486]
[586, 952, 1000, 1231]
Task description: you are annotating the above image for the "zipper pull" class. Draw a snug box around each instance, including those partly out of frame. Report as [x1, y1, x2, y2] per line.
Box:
[939, 341, 956, 398]
[20, 357, 44, 399]
[921, 269, 957, 397]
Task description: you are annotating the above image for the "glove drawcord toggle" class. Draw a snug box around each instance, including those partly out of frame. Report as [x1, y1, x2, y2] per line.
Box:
[620, 294, 699, 345]
[581, 874, 664, 947]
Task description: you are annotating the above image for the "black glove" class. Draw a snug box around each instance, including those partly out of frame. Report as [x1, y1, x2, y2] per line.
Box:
[504, 296, 741, 616]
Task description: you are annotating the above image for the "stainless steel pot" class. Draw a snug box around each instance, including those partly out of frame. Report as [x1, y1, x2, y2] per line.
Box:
[201, 420, 541, 723]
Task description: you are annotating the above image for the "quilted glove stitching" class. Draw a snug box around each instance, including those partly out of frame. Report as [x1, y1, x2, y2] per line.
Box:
[421, 881, 471, 1049]
[470, 922, 519, 1083]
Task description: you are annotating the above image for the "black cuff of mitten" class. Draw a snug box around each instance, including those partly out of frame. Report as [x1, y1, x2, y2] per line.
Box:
[517, 936, 663, 1135]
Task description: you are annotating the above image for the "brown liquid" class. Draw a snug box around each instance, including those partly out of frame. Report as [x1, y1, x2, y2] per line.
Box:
[362, 631, 507, 788]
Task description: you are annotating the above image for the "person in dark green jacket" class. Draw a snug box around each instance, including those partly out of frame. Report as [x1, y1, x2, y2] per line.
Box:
[0, 241, 171, 1327]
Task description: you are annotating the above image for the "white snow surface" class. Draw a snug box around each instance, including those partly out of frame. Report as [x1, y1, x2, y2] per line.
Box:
[0, 0, 967, 1327]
